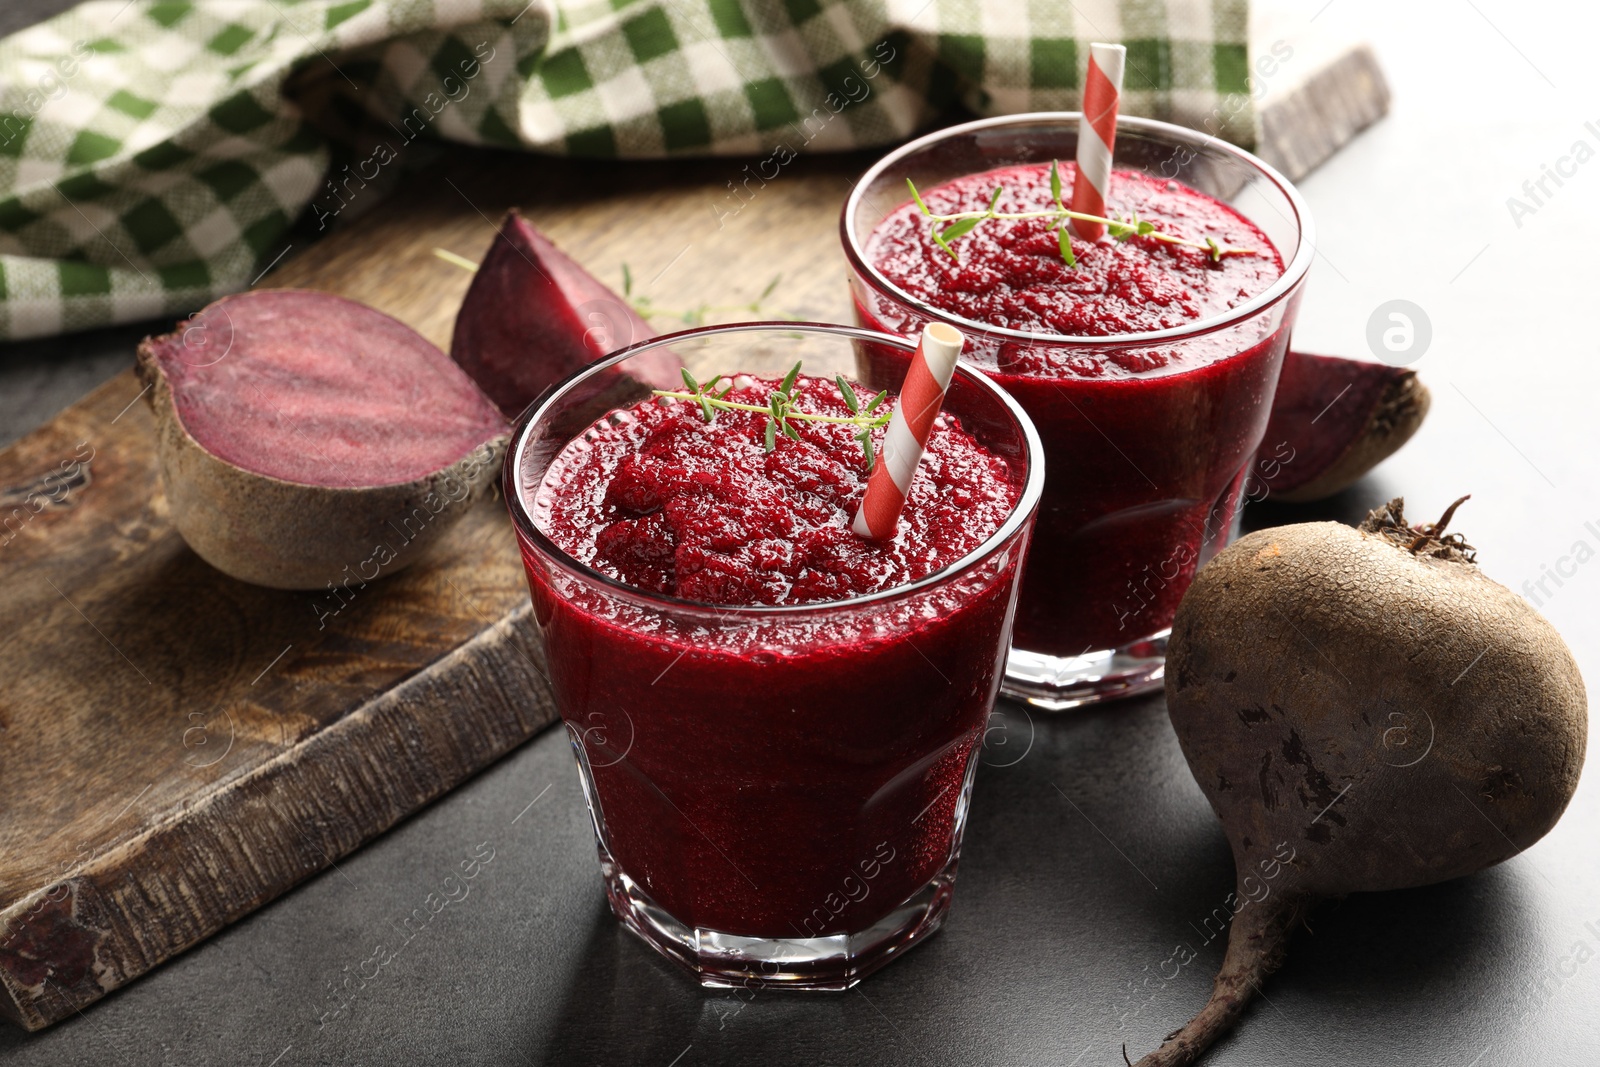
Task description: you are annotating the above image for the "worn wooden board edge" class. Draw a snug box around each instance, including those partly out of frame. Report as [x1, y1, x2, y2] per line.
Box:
[1257, 43, 1392, 181]
[0, 587, 553, 1031]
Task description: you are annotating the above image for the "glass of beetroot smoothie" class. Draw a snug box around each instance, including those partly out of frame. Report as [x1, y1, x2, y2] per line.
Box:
[504, 322, 1042, 990]
[843, 114, 1314, 709]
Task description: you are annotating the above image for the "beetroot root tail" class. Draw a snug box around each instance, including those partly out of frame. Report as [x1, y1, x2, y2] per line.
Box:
[1130, 893, 1311, 1067]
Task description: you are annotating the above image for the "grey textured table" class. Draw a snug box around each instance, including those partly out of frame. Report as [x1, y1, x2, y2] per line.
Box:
[3, 2, 1597, 1065]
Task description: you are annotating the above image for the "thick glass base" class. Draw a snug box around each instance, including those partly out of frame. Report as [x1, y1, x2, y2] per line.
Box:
[574, 726, 979, 991]
[1001, 629, 1169, 710]
[598, 856, 957, 991]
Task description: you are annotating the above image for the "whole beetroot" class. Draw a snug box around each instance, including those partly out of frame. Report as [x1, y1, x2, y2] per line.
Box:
[1137, 497, 1587, 1067]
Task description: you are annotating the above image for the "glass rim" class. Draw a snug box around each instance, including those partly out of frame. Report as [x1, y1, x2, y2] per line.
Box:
[840, 111, 1317, 348]
[503, 320, 1046, 619]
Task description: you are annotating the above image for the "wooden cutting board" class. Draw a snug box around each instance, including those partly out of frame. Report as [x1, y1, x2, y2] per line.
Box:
[0, 40, 1388, 1030]
[0, 147, 893, 1032]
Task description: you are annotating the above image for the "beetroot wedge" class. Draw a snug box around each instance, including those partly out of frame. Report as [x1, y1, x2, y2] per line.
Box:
[450, 209, 676, 416]
[1261, 350, 1431, 503]
[138, 290, 508, 589]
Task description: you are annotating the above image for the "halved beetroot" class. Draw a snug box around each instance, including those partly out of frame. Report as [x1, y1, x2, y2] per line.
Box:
[1262, 350, 1431, 502]
[450, 209, 676, 417]
[138, 290, 509, 589]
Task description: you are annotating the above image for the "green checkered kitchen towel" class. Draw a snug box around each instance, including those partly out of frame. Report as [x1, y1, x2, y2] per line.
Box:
[0, 0, 1253, 341]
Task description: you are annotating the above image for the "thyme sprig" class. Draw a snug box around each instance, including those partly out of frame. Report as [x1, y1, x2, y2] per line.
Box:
[908, 161, 1257, 267]
[623, 265, 797, 326]
[652, 363, 891, 469]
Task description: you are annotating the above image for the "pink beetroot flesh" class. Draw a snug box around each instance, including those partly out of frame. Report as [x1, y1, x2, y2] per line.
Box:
[450, 210, 674, 417]
[145, 290, 507, 488]
[1262, 349, 1415, 495]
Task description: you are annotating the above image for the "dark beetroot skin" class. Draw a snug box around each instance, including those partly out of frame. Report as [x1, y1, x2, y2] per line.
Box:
[521, 377, 1027, 936]
[861, 164, 1287, 655]
[1260, 350, 1431, 502]
[144, 289, 505, 488]
[1139, 499, 1587, 1067]
[450, 210, 675, 417]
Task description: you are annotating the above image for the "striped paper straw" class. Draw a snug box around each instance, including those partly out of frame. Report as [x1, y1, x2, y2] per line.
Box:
[852, 323, 965, 541]
[1068, 42, 1127, 242]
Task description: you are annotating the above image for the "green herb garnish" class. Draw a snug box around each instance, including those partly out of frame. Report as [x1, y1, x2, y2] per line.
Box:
[624, 268, 795, 326]
[908, 161, 1257, 267]
[654, 362, 892, 470]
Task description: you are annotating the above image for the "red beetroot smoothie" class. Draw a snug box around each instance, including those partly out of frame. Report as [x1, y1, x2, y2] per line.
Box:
[523, 375, 1025, 937]
[859, 162, 1287, 656]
